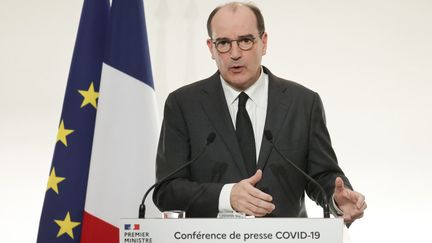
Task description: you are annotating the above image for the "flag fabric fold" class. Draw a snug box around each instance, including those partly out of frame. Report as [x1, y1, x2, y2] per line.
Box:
[37, 0, 158, 242]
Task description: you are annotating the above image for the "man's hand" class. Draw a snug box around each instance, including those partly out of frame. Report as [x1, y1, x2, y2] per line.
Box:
[333, 177, 367, 224]
[230, 170, 275, 217]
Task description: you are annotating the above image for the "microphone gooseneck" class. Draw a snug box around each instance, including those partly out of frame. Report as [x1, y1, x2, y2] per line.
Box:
[264, 130, 330, 218]
[138, 132, 216, 218]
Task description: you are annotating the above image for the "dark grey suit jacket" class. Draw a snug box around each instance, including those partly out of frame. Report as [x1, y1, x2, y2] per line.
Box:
[153, 66, 352, 217]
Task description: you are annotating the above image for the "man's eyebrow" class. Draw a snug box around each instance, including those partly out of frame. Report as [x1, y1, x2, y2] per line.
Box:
[214, 34, 255, 41]
[238, 34, 254, 39]
[214, 37, 230, 42]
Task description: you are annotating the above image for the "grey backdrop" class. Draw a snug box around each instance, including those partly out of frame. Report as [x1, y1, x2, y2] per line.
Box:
[1, 0, 431, 242]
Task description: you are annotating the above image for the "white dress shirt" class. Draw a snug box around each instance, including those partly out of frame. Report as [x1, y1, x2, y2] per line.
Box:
[218, 68, 268, 212]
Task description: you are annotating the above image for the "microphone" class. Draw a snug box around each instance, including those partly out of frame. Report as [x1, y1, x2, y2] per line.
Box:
[264, 130, 330, 218]
[138, 132, 216, 218]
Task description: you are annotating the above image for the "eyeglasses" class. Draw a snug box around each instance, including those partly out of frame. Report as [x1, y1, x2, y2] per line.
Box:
[212, 35, 259, 53]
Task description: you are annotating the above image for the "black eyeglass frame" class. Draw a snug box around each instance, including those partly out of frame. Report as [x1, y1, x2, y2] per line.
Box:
[211, 32, 264, 53]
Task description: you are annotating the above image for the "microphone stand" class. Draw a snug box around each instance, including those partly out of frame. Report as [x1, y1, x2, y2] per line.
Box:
[138, 132, 216, 218]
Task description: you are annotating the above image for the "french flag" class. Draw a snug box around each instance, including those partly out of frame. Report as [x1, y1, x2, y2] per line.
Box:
[36, 0, 159, 242]
[81, 0, 159, 242]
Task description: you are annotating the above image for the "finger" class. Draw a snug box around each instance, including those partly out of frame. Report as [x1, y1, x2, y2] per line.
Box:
[250, 197, 276, 212]
[359, 201, 367, 211]
[245, 201, 274, 216]
[236, 199, 265, 217]
[231, 193, 255, 215]
[230, 179, 272, 212]
[248, 186, 273, 202]
[247, 209, 266, 217]
[247, 204, 267, 217]
[342, 208, 364, 223]
[350, 209, 365, 221]
[246, 169, 262, 186]
[342, 204, 366, 223]
[343, 213, 352, 223]
[238, 204, 255, 217]
[355, 194, 366, 209]
[347, 190, 362, 206]
[244, 170, 273, 202]
[334, 177, 345, 193]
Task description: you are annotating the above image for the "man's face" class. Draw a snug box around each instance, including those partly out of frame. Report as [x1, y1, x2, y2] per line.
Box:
[207, 6, 267, 91]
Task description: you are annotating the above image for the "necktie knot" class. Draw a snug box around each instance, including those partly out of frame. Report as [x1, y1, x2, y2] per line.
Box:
[238, 92, 249, 107]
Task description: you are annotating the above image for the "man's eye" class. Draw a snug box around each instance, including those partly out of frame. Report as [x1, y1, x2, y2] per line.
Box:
[217, 40, 230, 46]
[239, 38, 253, 44]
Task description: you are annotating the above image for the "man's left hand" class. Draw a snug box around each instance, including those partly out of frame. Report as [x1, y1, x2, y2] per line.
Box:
[333, 177, 367, 224]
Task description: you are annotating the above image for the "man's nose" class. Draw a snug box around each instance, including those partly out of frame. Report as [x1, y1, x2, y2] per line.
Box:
[230, 41, 242, 60]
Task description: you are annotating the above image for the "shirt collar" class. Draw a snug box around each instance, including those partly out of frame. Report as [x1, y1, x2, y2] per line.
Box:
[220, 67, 267, 107]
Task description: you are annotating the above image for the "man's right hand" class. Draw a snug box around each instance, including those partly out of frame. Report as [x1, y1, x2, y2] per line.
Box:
[230, 169, 275, 217]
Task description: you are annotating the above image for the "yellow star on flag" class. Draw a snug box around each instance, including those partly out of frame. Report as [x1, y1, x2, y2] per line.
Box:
[54, 212, 81, 239]
[56, 120, 74, 147]
[46, 167, 65, 194]
[78, 82, 99, 109]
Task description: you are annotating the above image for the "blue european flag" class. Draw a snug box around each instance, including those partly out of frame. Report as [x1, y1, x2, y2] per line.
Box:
[36, 0, 109, 242]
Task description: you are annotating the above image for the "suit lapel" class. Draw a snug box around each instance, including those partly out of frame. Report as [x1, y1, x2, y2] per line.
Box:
[257, 68, 292, 171]
[200, 73, 249, 178]
[199, 68, 292, 177]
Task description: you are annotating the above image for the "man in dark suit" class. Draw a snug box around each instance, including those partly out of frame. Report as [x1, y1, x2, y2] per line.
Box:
[153, 2, 366, 224]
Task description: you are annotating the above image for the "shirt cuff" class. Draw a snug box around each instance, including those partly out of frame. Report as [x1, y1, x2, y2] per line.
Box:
[218, 183, 235, 212]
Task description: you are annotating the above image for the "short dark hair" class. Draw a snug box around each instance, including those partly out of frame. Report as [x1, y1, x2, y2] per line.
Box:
[206, 2, 265, 38]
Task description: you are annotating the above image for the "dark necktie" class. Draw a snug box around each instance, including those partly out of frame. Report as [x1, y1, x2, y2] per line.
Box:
[236, 92, 256, 177]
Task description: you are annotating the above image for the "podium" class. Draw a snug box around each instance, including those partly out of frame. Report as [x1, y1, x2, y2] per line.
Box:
[120, 218, 343, 243]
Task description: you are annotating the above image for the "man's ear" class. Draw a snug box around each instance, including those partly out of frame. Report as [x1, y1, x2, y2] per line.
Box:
[261, 32, 268, 56]
[207, 39, 216, 60]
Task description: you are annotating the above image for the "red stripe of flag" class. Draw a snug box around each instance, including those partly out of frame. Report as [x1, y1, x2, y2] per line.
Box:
[81, 211, 118, 243]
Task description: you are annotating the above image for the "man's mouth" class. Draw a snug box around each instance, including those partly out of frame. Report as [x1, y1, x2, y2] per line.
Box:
[229, 65, 245, 73]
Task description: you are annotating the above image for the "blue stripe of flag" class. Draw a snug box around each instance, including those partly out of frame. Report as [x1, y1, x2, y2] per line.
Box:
[104, 0, 154, 88]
